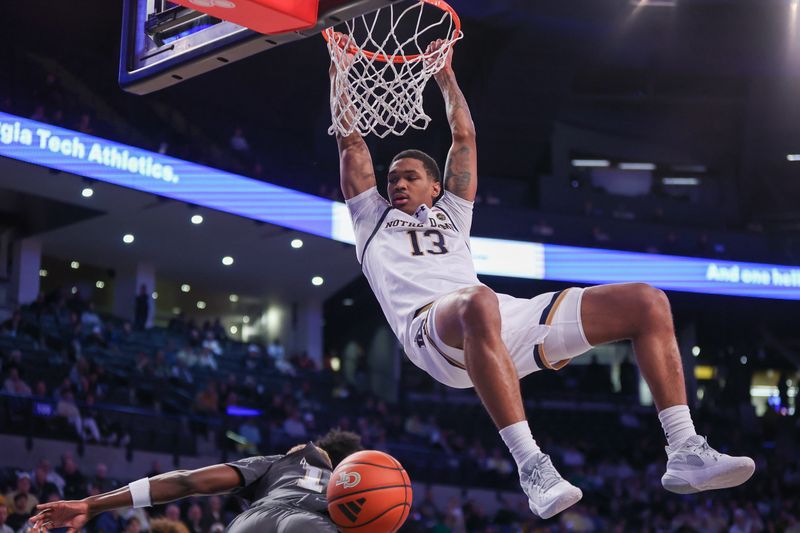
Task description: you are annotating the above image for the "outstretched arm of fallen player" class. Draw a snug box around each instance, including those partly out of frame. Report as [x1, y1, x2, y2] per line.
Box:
[30, 465, 241, 532]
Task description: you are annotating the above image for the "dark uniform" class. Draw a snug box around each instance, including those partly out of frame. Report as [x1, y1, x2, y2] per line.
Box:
[225, 443, 338, 533]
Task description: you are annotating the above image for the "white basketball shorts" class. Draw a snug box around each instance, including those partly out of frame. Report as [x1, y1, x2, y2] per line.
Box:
[405, 287, 593, 389]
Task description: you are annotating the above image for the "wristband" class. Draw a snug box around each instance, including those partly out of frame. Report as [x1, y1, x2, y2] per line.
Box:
[128, 477, 151, 508]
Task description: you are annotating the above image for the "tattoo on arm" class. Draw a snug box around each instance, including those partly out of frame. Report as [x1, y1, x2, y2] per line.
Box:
[444, 145, 472, 197]
[437, 70, 477, 200]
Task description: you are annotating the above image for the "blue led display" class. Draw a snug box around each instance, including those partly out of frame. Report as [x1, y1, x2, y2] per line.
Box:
[1, 111, 798, 300]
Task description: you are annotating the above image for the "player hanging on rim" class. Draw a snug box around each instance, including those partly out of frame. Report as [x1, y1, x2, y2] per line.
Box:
[28, 429, 363, 533]
[330, 38, 755, 519]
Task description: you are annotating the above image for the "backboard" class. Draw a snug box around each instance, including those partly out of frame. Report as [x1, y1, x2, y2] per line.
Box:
[119, 0, 395, 95]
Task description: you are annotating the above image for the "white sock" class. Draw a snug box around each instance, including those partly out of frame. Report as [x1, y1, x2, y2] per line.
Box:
[499, 421, 541, 469]
[658, 404, 697, 448]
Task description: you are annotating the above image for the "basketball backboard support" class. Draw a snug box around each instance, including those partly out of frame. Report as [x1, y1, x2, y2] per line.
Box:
[119, 0, 395, 95]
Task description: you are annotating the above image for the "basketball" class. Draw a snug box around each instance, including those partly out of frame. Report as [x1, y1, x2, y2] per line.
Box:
[327, 450, 412, 532]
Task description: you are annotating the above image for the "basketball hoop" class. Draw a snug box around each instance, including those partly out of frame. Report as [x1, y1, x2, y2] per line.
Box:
[324, 0, 462, 138]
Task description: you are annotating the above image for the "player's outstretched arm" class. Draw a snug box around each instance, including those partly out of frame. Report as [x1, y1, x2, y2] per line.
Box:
[328, 34, 377, 200]
[30, 465, 241, 532]
[431, 40, 477, 202]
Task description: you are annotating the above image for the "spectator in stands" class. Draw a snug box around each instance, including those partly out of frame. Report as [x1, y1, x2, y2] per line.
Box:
[146, 461, 162, 479]
[484, 447, 514, 477]
[6, 349, 22, 367]
[32, 466, 61, 501]
[94, 508, 122, 532]
[6, 493, 30, 531]
[202, 496, 226, 532]
[150, 517, 190, 533]
[33, 460, 65, 497]
[69, 357, 90, 391]
[238, 418, 262, 454]
[58, 455, 87, 501]
[194, 381, 219, 415]
[186, 503, 203, 533]
[3, 367, 31, 396]
[168, 312, 187, 334]
[134, 285, 150, 330]
[176, 345, 199, 368]
[229, 127, 250, 153]
[211, 318, 226, 340]
[80, 302, 102, 328]
[133, 352, 153, 380]
[76, 113, 94, 135]
[463, 500, 489, 531]
[34, 380, 48, 398]
[244, 344, 262, 370]
[444, 498, 467, 533]
[283, 408, 308, 440]
[56, 389, 84, 437]
[268, 339, 294, 375]
[124, 515, 142, 533]
[171, 359, 194, 385]
[164, 503, 181, 522]
[201, 331, 223, 357]
[153, 350, 171, 379]
[342, 340, 364, 387]
[730, 507, 754, 533]
[292, 351, 317, 372]
[2, 310, 29, 338]
[84, 324, 108, 349]
[90, 463, 117, 494]
[5, 473, 39, 515]
[0, 505, 13, 533]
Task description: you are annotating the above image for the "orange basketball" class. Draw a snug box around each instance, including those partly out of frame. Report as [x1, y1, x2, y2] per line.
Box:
[327, 450, 412, 533]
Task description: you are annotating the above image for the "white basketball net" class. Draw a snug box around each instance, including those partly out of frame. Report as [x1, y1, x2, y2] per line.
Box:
[326, 0, 462, 138]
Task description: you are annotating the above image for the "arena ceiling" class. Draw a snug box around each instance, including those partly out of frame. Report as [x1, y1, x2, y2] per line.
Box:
[0, 157, 360, 303]
[3, 0, 799, 250]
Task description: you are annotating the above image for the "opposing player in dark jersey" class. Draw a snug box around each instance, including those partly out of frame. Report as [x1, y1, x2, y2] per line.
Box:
[29, 429, 363, 533]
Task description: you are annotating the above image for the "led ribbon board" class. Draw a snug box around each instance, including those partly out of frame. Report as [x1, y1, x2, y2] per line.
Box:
[0, 111, 333, 238]
[2, 111, 799, 300]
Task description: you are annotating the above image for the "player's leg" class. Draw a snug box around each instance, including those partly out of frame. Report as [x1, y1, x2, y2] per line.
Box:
[579, 282, 755, 494]
[276, 510, 339, 533]
[434, 285, 523, 428]
[580, 282, 686, 410]
[433, 285, 581, 518]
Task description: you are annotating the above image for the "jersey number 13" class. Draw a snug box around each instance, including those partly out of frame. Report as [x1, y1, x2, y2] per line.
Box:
[407, 230, 448, 256]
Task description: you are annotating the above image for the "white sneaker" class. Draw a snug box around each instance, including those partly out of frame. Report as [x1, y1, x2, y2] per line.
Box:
[661, 435, 755, 494]
[519, 452, 583, 519]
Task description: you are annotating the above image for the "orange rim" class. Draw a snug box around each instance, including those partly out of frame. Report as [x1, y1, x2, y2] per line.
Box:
[323, 0, 461, 64]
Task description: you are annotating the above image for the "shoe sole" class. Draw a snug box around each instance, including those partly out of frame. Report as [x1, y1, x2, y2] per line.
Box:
[530, 487, 583, 519]
[661, 458, 755, 494]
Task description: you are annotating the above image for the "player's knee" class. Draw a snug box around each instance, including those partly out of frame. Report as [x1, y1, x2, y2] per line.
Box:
[457, 286, 499, 328]
[630, 283, 672, 332]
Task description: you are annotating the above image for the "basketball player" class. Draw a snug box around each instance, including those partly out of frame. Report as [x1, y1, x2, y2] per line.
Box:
[331, 39, 755, 519]
[29, 429, 363, 533]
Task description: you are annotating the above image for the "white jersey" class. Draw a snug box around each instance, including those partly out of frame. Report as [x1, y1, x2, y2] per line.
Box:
[346, 187, 481, 352]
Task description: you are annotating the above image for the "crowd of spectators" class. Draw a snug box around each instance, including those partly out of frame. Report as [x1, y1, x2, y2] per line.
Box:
[1, 60, 799, 533]
[0, 289, 799, 532]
